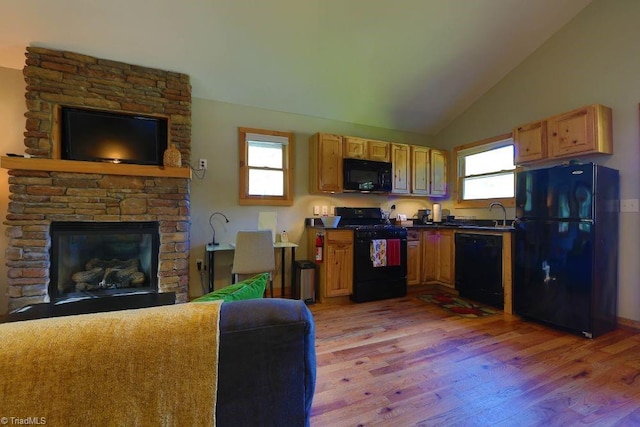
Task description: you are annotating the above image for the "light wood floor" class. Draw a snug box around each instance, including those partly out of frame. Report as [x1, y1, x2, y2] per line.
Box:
[308, 286, 640, 427]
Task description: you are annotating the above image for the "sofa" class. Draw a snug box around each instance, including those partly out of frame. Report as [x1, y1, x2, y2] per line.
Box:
[0, 297, 316, 426]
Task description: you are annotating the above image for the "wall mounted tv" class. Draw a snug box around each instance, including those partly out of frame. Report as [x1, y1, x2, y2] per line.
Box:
[60, 107, 169, 166]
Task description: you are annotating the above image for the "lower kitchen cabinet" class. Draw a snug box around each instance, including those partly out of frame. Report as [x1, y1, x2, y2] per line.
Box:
[421, 229, 454, 288]
[407, 229, 421, 286]
[307, 228, 353, 302]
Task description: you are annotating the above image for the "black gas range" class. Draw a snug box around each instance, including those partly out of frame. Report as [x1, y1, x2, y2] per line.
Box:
[335, 207, 407, 303]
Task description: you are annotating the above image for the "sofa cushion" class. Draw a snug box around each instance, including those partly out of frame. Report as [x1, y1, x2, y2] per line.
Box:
[193, 272, 267, 302]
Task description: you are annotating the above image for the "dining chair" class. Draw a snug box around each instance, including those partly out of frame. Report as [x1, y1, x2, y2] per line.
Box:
[231, 230, 276, 297]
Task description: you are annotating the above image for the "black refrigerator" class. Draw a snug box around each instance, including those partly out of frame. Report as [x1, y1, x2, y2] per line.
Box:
[514, 163, 619, 338]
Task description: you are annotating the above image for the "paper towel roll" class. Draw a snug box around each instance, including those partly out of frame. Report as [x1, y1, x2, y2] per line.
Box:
[432, 203, 442, 222]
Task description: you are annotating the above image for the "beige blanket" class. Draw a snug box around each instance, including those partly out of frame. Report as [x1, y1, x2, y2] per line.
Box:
[0, 301, 222, 426]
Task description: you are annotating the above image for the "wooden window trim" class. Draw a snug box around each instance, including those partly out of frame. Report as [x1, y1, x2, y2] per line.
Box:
[239, 127, 294, 206]
[453, 132, 517, 209]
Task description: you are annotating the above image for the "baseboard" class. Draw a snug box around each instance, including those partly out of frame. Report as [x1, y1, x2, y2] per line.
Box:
[617, 316, 640, 333]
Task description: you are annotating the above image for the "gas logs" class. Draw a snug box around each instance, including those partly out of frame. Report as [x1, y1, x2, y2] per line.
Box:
[72, 258, 146, 291]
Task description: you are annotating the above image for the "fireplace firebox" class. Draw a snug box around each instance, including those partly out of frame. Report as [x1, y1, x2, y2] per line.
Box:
[50, 221, 160, 301]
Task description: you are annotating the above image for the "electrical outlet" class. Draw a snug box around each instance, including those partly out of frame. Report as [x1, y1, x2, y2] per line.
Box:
[620, 199, 639, 212]
[321, 206, 328, 215]
[198, 159, 208, 170]
[196, 258, 203, 271]
[313, 205, 320, 215]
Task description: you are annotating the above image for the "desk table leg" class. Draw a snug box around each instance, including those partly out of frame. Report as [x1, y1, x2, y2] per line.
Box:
[208, 250, 215, 293]
[281, 247, 285, 297]
[290, 247, 296, 299]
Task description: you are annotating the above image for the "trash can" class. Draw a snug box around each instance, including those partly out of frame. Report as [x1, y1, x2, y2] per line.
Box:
[294, 260, 316, 304]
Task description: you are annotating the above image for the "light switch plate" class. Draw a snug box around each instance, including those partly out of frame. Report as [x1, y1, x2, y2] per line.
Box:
[621, 199, 639, 212]
[313, 205, 320, 215]
[321, 206, 328, 215]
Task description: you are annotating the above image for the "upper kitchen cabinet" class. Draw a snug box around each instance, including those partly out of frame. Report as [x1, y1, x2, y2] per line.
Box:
[309, 133, 343, 193]
[514, 104, 612, 166]
[368, 140, 391, 162]
[514, 120, 546, 164]
[391, 143, 410, 194]
[547, 104, 612, 159]
[429, 148, 448, 196]
[411, 146, 430, 195]
[343, 136, 367, 159]
[408, 145, 449, 196]
[344, 136, 390, 162]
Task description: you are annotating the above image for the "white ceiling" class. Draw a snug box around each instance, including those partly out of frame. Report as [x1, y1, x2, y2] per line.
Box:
[0, 0, 592, 135]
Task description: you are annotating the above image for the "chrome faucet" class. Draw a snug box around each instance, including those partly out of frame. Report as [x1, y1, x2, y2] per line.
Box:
[489, 201, 507, 227]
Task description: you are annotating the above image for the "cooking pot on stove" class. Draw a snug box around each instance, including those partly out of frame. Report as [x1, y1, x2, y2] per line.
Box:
[417, 209, 431, 224]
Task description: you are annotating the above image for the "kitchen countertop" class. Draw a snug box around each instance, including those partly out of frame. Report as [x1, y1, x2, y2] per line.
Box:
[306, 223, 515, 232]
[407, 223, 515, 232]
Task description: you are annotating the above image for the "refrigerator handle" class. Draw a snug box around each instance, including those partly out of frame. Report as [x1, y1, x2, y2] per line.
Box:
[542, 260, 555, 284]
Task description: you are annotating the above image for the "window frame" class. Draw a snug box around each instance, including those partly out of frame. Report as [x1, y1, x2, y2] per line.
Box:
[239, 127, 294, 206]
[453, 133, 517, 209]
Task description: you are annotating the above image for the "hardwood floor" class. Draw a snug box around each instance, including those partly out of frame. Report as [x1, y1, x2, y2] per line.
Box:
[308, 287, 640, 427]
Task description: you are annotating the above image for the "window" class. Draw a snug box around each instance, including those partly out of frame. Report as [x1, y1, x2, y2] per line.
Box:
[454, 133, 516, 208]
[239, 127, 294, 206]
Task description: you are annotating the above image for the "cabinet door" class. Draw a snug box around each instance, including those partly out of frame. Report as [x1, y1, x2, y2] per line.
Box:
[407, 239, 421, 285]
[436, 230, 454, 286]
[421, 230, 437, 282]
[411, 146, 430, 195]
[391, 143, 410, 194]
[344, 136, 367, 159]
[547, 105, 613, 159]
[514, 121, 546, 164]
[325, 241, 353, 297]
[310, 133, 343, 193]
[430, 149, 448, 196]
[368, 140, 390, 162]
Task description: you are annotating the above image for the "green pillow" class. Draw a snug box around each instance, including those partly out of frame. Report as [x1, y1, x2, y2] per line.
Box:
[193, 272, 268, 302]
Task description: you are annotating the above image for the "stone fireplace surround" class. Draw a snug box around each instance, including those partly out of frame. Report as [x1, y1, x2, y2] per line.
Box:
[3, 47, 192, 311]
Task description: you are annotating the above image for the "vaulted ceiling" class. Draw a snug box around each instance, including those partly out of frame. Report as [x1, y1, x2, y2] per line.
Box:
[0, 0, 592, 135]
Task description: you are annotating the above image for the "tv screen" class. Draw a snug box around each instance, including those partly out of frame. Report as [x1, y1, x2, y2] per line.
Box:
[61, 107, 168, 165]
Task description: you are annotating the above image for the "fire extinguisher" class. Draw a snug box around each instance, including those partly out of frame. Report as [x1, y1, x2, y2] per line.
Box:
[315, 233, 324, 262]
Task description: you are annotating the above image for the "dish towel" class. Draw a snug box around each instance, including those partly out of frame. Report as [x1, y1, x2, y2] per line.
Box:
[386, 238, 401, 266]
[370, 239, 387, 267]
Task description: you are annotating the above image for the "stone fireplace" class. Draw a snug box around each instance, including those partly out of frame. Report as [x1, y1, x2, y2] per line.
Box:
[3, 47, 192, 311]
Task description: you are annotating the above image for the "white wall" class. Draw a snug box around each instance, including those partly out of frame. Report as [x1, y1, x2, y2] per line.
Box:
[434, 0, 640, 322]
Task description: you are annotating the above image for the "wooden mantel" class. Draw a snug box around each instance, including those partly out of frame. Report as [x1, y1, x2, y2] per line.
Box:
[1, 156, 192, 179]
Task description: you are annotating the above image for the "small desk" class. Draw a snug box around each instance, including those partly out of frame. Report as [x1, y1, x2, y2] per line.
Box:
[205, 242, 298, 297]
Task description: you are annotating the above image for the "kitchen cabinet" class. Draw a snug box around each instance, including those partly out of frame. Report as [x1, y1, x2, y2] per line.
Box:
[343, 136, 367, 159]
[344, 137, 390, 162]
[407, 229, 421, 286]
[429, 148, 448, 196]
[410, 146, 430, 195]
[547, 104, 612, 159]
[410, 146, 448, 196]
[422, 229, 454, 287]
[514, 120, 546, 164]
[391, 143, 410, 194]
[368, 140, 391, 162]
[309, 133, 343, 193]
[308, 229, 353, 302]
[514, 104, 612, 165]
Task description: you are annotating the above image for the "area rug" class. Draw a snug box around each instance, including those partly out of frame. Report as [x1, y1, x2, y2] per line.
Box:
[419, 293, 499, 318]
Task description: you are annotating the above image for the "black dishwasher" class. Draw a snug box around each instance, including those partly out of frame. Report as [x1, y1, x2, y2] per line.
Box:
[455, 233, 503, 309]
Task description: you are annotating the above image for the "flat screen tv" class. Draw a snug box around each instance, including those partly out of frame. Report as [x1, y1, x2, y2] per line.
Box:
[61, 107, 168, 165]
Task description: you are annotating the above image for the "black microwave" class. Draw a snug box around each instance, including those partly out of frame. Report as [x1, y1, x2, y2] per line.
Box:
[343, 158, 392, 192]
